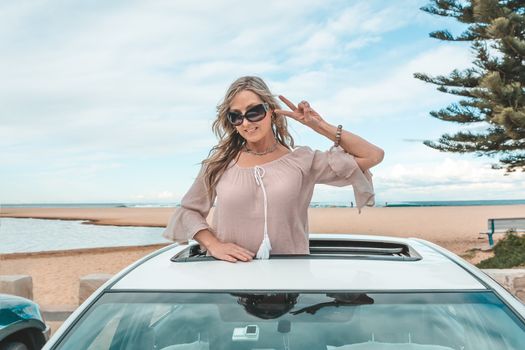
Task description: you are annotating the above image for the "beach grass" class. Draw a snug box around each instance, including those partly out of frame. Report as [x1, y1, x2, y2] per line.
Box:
[459, 249, 477, 261]
[476, 231, 525, 269]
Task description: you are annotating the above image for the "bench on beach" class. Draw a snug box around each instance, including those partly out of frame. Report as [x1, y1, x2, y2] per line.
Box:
[480, 217, 525, 247]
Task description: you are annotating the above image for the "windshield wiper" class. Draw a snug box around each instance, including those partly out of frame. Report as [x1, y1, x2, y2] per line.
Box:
[291, 293, 374, 315]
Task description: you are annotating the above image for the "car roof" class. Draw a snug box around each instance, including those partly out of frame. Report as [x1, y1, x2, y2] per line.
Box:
[110, 234, 486, 292]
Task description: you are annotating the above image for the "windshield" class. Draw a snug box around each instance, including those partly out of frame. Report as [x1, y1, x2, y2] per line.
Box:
[54, 291, 525, 350]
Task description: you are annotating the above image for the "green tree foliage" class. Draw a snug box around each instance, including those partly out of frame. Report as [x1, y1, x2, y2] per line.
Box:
[414, 0, 525, 173]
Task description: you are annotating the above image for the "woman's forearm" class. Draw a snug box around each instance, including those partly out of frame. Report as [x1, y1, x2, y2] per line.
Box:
[315, 120, 384, 169]
[194, 229, 219, 250]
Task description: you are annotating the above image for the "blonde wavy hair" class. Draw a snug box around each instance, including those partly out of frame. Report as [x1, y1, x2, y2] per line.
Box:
[202, 76, 295, 197]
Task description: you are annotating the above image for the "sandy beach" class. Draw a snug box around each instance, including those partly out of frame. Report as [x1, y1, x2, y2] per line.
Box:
[2, 205, 525, 309]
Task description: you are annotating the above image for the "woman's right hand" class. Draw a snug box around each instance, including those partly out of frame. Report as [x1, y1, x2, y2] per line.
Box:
[194, 229, 255, 262]
[207, 241, 255, 263]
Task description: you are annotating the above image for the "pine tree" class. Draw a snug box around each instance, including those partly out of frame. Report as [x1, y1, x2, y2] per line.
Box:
[414, 0, 525, 173]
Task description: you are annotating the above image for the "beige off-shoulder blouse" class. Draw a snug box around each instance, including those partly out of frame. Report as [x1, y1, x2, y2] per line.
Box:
[162, 145, 375, 255]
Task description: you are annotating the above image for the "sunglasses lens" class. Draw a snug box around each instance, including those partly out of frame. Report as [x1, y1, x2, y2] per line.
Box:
[245, 104, 267, 122]
[227, 104, 268, 126]
[228, 112, 243, 126]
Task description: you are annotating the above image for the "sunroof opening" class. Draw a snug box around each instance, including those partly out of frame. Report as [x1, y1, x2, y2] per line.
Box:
[171, 237, 422, 262]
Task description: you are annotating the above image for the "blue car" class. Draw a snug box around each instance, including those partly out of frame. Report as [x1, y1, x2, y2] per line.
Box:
[0, 294, 50, 350]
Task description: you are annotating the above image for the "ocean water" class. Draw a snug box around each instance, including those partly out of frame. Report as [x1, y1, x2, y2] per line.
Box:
[381, 199, 525, 207]
[1, 203, 179, 209]
[0, 218, 170, 254]
[4, 199, 525, 208]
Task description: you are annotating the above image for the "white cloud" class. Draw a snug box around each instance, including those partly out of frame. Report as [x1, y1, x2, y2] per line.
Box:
[2, 1, 426, 164]
[2, 0, 522, 203]
[283, 1, 422, 68]
[310, 154, 525, 204]
[373, 157, 525, 201]
[309, 44, 473, 122]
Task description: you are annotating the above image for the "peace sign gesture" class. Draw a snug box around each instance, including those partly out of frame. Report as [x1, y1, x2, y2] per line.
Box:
[275, 95, 324, 130]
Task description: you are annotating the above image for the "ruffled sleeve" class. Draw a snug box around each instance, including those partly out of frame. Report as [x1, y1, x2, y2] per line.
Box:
[162, 165, 215, 243]
[297, 145, 375, 213]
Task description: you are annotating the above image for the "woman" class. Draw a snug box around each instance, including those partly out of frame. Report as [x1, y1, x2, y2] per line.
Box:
[163, 76, 384, 262]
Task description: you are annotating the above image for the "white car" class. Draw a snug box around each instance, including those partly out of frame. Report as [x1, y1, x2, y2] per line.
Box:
[43, 234, 525, 350]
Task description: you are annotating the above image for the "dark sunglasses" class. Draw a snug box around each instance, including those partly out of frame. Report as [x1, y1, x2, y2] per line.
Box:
[227, 103, 269, 126]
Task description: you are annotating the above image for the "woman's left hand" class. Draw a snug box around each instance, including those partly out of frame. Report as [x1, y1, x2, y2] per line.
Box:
[275, 95, 324, 130]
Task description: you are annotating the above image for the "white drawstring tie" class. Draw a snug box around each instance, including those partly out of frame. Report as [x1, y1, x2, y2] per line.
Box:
[254, 166, 271, 259]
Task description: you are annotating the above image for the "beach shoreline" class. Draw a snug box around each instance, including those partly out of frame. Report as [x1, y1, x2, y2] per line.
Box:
[2, 205, 524, 308]
[2, 204, 525, 233]
[0, 207, 173, 227]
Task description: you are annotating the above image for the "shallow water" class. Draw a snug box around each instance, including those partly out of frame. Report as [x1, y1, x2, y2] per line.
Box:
[0, 218, 170, 254]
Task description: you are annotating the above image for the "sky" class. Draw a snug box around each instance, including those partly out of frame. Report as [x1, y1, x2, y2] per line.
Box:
[1, 0, 524, 205]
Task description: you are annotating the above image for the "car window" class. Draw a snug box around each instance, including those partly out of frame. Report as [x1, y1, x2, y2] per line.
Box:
[53, 291, 525, 350]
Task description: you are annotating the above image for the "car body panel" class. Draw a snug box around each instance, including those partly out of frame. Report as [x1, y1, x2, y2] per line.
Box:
[0, 294, 43, 330]
[112, 236, 486, 291]
[0, 293, 50, 344]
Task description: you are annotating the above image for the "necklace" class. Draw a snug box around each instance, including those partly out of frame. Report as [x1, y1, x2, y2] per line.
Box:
[243, 140, 278, 156]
